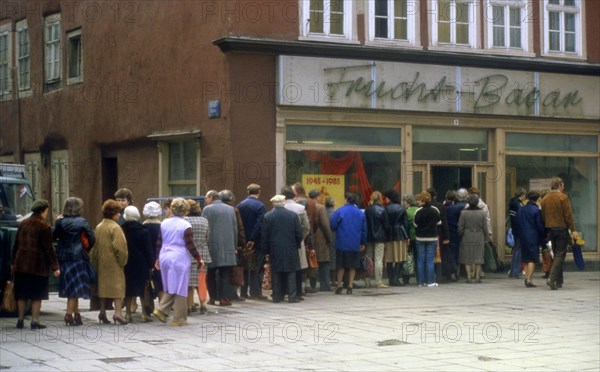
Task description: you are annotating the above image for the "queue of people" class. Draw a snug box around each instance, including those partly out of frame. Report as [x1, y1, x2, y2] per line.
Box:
[8, 176, 579, 329]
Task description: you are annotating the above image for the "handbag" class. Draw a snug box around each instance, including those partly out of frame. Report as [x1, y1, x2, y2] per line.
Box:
[229, 266, 245, 286]
[1, 280, 17, 313]
[572, 244, 585, 271]
[143, 270, 157, 314]
[307, 249, 318, 269]
[262, 262, 272, 290]
[402, 252, 415, 275]
[541, 247, 553, 273]
[506, 228, 515, 248]
[81, 231, 90, 252]
[434, 244, 442, 264]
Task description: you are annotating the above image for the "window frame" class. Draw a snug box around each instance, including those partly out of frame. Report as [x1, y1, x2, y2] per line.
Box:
[0, 23, 12, 99]
[67, 28, 83, 84]
[44, 14, 61, 86]
[15, 19, 31, 93]
[485, 0, 530, 53]
[367, 0, 418, 47]
[542, 0, 583, 57]
[430, 0, 478, 49]
[300, 0, 356, 43]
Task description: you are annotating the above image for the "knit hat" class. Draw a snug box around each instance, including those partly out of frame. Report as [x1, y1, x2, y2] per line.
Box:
[31, 199, 49, 213]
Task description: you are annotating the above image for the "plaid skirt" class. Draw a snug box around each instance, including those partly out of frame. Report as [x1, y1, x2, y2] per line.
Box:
[59, 260, 92, 299]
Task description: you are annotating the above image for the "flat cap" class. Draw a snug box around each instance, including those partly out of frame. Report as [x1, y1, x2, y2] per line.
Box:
[270, 195, 286, 203]
[31, 199, 49, 213]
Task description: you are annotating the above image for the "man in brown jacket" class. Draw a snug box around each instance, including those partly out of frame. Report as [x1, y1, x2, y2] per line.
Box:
[540, 177, 578, 290]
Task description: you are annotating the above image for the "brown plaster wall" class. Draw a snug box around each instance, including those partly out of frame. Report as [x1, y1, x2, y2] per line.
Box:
[586, 0, 600, 63]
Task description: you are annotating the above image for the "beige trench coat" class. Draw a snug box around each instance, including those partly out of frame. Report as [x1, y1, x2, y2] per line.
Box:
[90, 218, 128, 298]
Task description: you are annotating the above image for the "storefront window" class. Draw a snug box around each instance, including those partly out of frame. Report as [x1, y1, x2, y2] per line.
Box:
[286, 150, 401, 209]
[506, 133, 597, 152]
[506, 155, 597, 252]
[413, 128, 488, 161]
[286, 125, 401, 147]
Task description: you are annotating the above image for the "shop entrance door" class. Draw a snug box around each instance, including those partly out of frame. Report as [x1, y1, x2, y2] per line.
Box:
[431, 166, 472, 203]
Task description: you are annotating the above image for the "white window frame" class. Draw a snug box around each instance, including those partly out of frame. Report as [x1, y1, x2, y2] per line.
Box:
[542, 0, 583, 57]
[430, 0, 478, 49]
[66, 28, 83, 84]
[0, 23, 12, 99]
[16, 19, 31, 93]
[367, 0, 418, 47]
[44, 14, 61, 84]
[485, 0, 530, 53]
[300, 0, 355, 43]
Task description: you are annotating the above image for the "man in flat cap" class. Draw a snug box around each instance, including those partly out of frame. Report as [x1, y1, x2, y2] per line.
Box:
[261, 195, 303, 303]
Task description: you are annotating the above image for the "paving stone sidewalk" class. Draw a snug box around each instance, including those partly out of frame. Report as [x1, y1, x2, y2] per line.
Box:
[1, 270, 599, 371]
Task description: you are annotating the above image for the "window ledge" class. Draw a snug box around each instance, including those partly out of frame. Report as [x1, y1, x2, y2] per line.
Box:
[428, 45, 480, 53]
[67, 77, 83, 85]
[540, 52, 586, 62]
[365, 40, 423, 50]
[0, 93, 13, 102]
[18, 90, 33, 99]
[483, 49, 536, 58]
[298, 35, 360, 45]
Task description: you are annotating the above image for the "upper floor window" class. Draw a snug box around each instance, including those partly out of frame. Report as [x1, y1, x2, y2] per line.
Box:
[16, 19, 30, 91]
[45, 14, 61, 85]
[67, 29, 82, 84]
[368, 0, 417, 45]
[0, 24, 12, 98]
[487, 0, 529, 51]
[543, 0, 582, 56]
[432, 0, 477, 48]
[301, 0, 353, 41]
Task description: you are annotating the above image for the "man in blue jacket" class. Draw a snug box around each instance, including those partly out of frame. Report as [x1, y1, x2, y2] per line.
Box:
[237, 183, 267, 300]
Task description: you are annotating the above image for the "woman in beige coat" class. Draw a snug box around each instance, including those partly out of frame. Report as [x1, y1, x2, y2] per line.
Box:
[91, 199, 128, 324]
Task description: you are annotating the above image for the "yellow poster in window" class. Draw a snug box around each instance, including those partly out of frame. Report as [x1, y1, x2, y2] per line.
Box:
[302, 174, 345, 210]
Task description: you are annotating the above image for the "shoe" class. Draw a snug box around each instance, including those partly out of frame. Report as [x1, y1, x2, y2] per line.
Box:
[272, 299, 282, 303]
[305, 288, 318, 294]
[335, 287, 343, 295]
[113, 315, 128, 325]
[289, 298, 300, 303]
[232, 296, 246, 302]
[525, 281, 537, 288]
[547, 280, 558, 290]
[376, 283, 389, 288]
[152, 309, 167, 323]
[466, 279, 472, 284]
[475, 279, 482, 284]
[64, 314, 76, 326]
[171, 320, 189, 327]
[207, 300, 216, 305]
[557, 283, 563, 289]
[346, 287, 353, 295]
[74, 312, 83, 326]
[200, 305, 207, 314]
[30, 321, 47, 330]
[141, 312, 154, 322]
[98, 313, 111, 325]
[16, 320, 24, 329]
[125, 314, 134, 323]
[219, 299, 232, 306]
[250, 294, 268, 300]
[427, 283, 439, 287]
[241, 293, 250, 299]
[297, 296, 305, 301]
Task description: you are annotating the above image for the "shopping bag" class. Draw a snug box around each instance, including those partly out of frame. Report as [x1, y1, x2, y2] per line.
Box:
[229, 266, 244, 286]
[402, 252, 415, 275]
[197, 269, 207, 303]
[262, 263, 272, 290]
[1, 280, 17, 313]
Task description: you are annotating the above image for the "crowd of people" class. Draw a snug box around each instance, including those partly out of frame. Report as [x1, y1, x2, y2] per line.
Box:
[9, 176, 578, 328]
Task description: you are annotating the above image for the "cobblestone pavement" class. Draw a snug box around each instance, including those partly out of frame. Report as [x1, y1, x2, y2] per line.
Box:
[1, 270, 599, 371]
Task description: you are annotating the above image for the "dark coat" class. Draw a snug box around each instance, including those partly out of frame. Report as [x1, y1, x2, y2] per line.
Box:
[122, 221, 155, 297]
[385, 202, 409, 241]
[54, 216, 96, 262]
[509, 196, 524, 237]
[237, 196, 266, 247]
[313, 202, 333, 262]
[261, 206, 302, 273]
[446, 201, 467, 246]
[517, 202, 546, 247]
[365, 202, 389, 243]
[12, 213, 59, 276]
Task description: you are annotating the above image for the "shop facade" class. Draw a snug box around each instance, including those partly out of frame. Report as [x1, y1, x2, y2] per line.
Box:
[274, 55, 599, 253]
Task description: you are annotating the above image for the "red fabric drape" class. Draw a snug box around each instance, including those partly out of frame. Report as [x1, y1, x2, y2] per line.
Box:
[303, 151, 372, 206]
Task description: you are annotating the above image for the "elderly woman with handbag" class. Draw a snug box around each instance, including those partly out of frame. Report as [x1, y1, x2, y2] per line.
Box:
[54, 197, 96, 326]
[11, 199, 60, 329]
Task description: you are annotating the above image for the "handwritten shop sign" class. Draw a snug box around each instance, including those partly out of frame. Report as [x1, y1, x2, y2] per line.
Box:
[277, 56, 599, 120]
